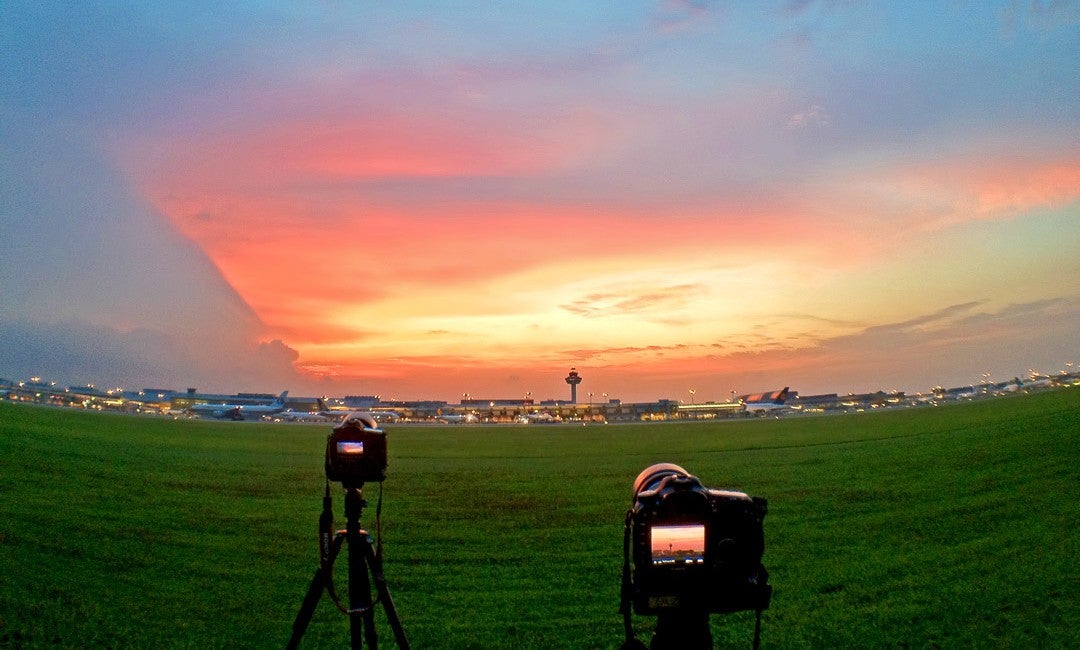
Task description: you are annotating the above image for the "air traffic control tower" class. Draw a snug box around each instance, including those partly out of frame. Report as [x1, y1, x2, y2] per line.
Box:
[565, 367, 582, 404]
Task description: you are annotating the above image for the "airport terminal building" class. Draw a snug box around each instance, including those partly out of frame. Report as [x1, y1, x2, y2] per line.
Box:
[4, 368, 1077, 423]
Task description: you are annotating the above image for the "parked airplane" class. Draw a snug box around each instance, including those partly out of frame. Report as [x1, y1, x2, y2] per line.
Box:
[516, 412, 557, 424]
[188, 391, 288, 421]
[740, 387, 791, 415]
[187, 403, 244, 420]
[437, 412, 478, 424]
[266, 409, 331, 423]
[370, 410, 402, 423]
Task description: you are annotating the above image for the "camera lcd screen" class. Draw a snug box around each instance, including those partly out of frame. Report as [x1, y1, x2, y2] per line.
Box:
[651, 524, 705, 566]
[337, 441, 365, 455]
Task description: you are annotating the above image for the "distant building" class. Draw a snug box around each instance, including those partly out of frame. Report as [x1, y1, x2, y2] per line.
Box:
[795, 394, 839, 411]
[462, 398, 533, 407]
[342, 395, 380, 408]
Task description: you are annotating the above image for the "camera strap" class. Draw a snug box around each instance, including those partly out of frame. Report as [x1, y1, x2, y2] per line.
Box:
[317, 484, 383, 617]
[620, 509, 636, 647]
[319, 482, 334, 569]
[318, 481, 346, 608]
[375, 482, 384, 559]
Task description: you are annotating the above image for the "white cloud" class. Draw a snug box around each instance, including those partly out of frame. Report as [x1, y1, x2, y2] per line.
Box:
[786, 104, 830, 130]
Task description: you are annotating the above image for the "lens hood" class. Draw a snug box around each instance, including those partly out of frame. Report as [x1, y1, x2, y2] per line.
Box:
[632, 463, 690, 499]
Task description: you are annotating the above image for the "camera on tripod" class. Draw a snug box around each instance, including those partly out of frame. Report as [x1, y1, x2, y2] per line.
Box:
[289, 412, 409, 649]
[621, 463, 771, 649]
[325, 412, 388, 486]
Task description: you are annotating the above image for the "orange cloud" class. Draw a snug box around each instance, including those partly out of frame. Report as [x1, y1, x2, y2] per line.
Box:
[132, 171, 876, 387]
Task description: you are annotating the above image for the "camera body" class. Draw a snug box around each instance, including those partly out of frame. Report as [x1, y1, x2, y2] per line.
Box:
[325, 412, 388, 487]
[628, 464, 771, 615]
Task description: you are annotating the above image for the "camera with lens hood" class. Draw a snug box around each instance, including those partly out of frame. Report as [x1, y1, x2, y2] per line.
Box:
[324, 412, 388, 487]
[624, 463, 771, 616]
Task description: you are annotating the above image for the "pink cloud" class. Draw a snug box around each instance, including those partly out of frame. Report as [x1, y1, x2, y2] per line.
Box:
[970, 160, 1080, 216]
[883, 154, 1080, 231]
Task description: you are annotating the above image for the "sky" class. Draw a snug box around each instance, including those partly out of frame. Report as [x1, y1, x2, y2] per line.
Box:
[652, 524, 705, 555]
[2, 1, 1078, 403]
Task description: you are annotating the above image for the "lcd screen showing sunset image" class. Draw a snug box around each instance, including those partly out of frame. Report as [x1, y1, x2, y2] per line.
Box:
[651, 524, 705, 566]
[337, 441, 364, 455]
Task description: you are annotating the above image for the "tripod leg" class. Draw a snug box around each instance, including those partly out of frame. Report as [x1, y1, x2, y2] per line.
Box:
[287, 566, 326, 650]
[361, 539, 411, 650]
[288, 534, 346, 650]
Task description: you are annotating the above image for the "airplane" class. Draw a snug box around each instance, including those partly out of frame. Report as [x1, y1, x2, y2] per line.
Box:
[188, 391, 288, 421]
[437, 412, 478, 424]
[740, 387, 791, 415]
[266, 409, 331, 423]
[516, 412, 557, 424]
[370, 410, 402, 423]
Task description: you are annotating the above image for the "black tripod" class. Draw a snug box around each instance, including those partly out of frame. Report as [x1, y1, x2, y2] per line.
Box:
[287, 483, 409, 649]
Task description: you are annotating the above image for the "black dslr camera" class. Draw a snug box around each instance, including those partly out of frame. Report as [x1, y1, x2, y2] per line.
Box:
[621, 463, 771, 649]
[325, 412, 388, 487]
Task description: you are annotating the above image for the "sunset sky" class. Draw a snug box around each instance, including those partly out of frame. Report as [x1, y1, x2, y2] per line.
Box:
[2, 2, 1078, 402]
[652, 524, 705, 556]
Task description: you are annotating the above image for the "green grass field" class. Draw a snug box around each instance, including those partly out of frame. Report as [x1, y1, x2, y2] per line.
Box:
[2, 389, 1078, 648]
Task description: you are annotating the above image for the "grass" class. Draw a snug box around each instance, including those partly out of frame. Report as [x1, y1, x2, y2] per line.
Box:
[1, 389, 1078, 648]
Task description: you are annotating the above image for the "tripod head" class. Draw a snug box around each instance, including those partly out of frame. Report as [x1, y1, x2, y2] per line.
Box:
[341, 482, 368, 521]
